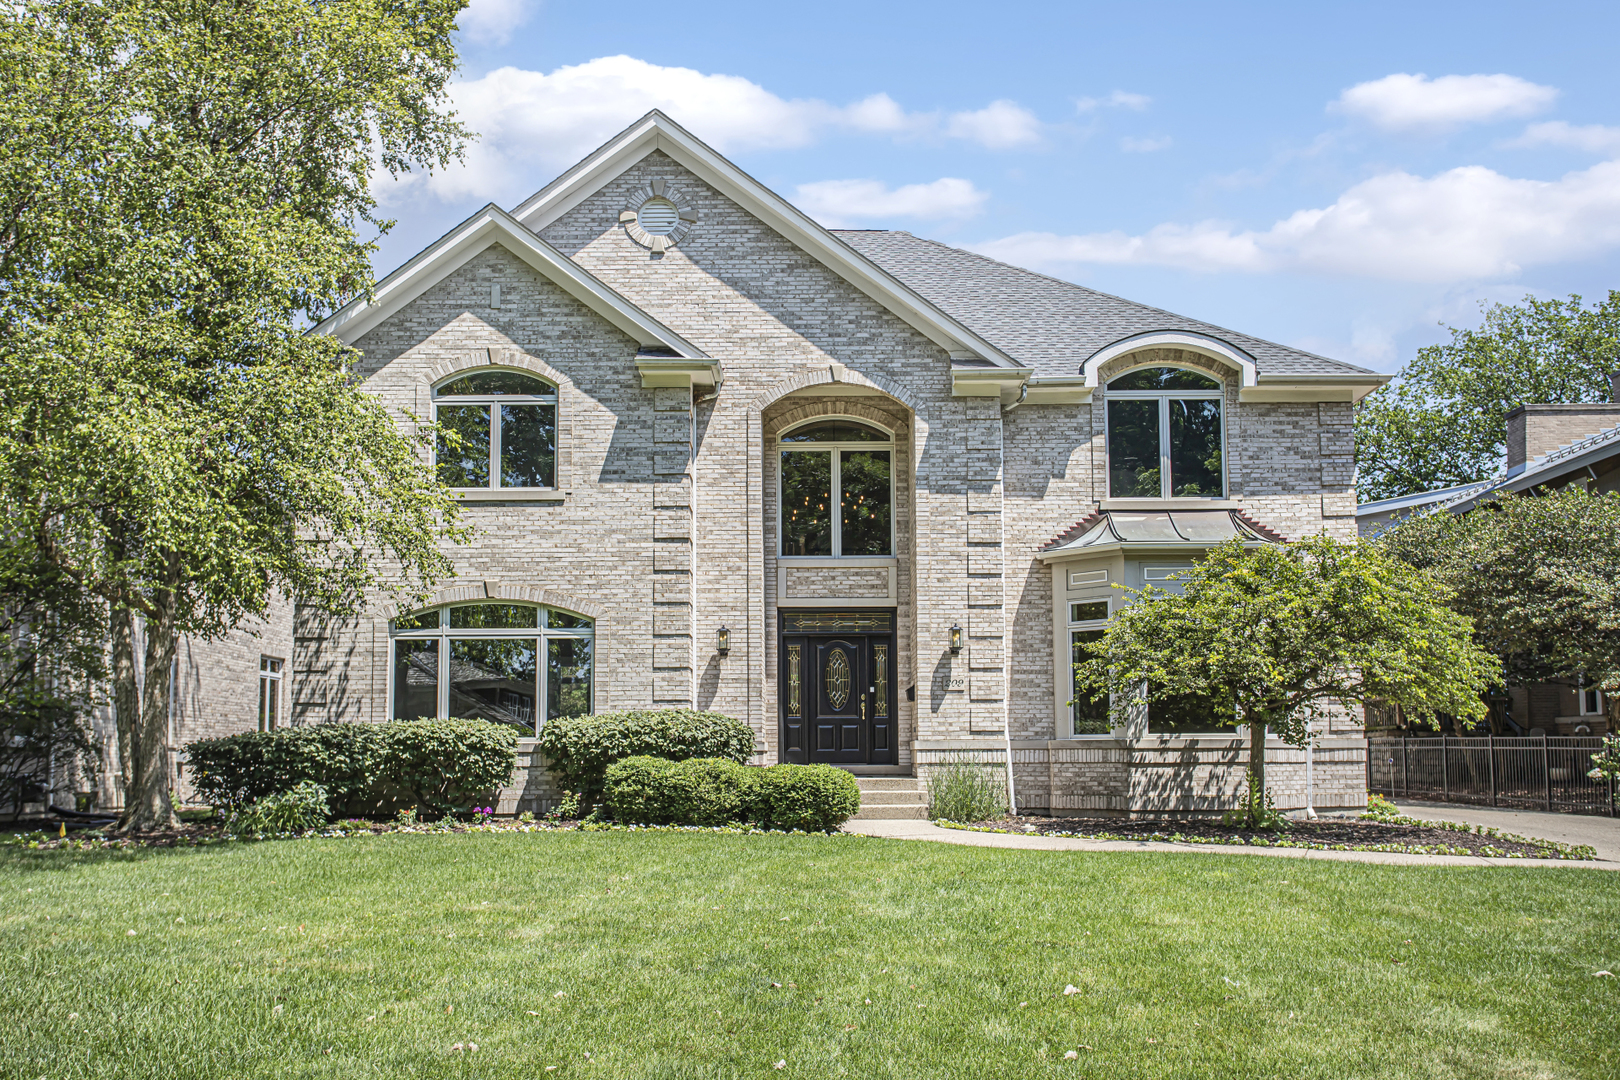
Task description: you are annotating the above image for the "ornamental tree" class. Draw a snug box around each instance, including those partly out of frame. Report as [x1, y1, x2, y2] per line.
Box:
[0, 0, 472, 829]
[1377, 487, 1620, 729]
[1073, 535, 1497, 825]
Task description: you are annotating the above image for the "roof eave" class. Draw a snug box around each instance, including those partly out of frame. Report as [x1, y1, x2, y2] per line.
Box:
[312, 204, 706, 359]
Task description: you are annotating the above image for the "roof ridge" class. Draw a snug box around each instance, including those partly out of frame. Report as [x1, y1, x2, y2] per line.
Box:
[852, 231, 1375, 375]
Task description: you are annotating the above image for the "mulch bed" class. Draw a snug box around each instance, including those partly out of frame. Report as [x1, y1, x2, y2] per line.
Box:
[957, 815, 1597, 860]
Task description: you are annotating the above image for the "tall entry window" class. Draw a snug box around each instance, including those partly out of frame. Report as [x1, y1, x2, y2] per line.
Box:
[389, 603, 593, 733]
[434, 370, 557, 490]
[779, 419, 893, 557]
[1106, 367, 1224, 499]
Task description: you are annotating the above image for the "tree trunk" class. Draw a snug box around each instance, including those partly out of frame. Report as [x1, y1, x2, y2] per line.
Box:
[122, 568, 179, 832]
[1247, 706, 1266, 820]
[110, 603, 138, 819]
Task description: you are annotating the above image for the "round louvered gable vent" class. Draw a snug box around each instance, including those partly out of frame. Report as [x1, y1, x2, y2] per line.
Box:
[637, 197, 680, 236]
[620, 181, 697, 251]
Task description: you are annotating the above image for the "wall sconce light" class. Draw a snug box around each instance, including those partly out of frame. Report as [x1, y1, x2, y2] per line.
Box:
[717, 625, 731, 656]
[949, 623, 963, 654]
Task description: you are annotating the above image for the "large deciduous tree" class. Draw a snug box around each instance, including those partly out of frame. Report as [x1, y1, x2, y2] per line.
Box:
[1377, 488, 1620, 730]
[1073, 536, 1497, 826]
[1355, 293, 1620, 502]
[0, 0, 473, 829]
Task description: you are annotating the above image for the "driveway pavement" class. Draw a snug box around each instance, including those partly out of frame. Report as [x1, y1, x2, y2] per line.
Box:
[844, 816, 1617, 870]
[1389, 799, 1620, 863]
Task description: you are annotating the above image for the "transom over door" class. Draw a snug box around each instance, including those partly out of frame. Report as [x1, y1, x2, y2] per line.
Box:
[780, 610, 896, 766]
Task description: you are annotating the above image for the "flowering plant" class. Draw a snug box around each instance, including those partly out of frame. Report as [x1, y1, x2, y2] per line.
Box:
[472, 805, 495, 824]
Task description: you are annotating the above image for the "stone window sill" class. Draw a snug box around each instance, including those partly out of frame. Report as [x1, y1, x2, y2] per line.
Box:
[1100, 498, 1239, 510]
[453, 489, 567, 503]
[776, 556, 898, 567]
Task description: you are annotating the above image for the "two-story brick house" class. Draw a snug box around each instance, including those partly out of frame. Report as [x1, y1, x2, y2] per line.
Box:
[160, 112, 1388, 816]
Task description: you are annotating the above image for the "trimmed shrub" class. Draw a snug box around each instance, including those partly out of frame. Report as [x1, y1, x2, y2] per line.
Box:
[751, 764, 861, 832]
[926, 762, 1007, 823]
[186, 725, 384, 813]
[684, 758, 760, 826]
[603, 756, 761, 826]
[378, 718, 518, 815]
[185, 719, 516, 817]
[538, 709, 755, 803]
[226, 781, 330, 836]
[603, 756, 693, 824]
[603, 758, 859, 831]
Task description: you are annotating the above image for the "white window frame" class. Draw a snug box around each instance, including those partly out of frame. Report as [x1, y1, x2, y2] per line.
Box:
[1066, 595, 1113, 739]
[432, 369, 559, 492]
[1579, 680, 1605, 716]
[776, 417, 896, 559]
[258, 656, 283, 732]
[1104, 367, 1226, 500]
[388, 603, 594, 735]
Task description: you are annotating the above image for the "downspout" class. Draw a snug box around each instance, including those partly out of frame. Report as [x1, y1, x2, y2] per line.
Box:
[1000, 390, 1019, 814]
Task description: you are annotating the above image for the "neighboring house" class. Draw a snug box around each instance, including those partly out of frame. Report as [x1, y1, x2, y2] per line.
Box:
[108, 112, 1389, 816]
[1358, 386, 1620, 736]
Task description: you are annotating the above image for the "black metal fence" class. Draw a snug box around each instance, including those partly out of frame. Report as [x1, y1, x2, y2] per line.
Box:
[1367, 736, 1615, 816]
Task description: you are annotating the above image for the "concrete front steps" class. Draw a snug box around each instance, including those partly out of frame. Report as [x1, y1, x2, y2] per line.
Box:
[849, 775, 929, 821]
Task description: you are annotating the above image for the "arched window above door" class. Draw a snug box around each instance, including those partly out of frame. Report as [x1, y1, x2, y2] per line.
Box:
[777, 417, 894, 557]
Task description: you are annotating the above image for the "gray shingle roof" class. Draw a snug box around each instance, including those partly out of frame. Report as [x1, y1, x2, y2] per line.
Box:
[833, 230, 1379, 381]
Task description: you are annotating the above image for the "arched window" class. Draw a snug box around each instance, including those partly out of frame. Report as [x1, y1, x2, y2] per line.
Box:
[778, 419, 893, 557]
[1105, 366, 1224, 499]
[390, 602, 592, 733]
[434, 369, 557, 490]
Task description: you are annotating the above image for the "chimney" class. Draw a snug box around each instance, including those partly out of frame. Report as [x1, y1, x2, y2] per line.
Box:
[1506, 398, 1620, 473]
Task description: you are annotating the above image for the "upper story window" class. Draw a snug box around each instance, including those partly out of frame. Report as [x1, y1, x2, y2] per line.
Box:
[390, 602, 593, 735]
[434, 370, 557, 490]
[778, 419, 893, 557]
[1105, 366, 1224, 499]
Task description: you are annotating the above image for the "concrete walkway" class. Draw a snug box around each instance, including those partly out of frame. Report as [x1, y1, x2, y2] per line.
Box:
[1390, 798, 1620, 863]
[843, 817, 1618, 870]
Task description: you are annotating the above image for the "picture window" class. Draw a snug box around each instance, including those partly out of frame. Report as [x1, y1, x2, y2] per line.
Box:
[390, 602, 593, 733]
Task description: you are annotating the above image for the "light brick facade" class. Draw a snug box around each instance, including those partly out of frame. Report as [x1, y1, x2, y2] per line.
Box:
[164, 114, 1383, 816]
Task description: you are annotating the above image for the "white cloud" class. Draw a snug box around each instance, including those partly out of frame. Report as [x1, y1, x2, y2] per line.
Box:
[1120, 135, 1171, 153]
[396, 57, 1034, 204]
[970, 159, 1620, 283]
[1331, 73, 1558, 131]
[793, 178, 989, 227]
[945, 100, 1042, 149]
[1509, 120, 1620, 156]
[1076, 90, 1151, 112]
[458, 0, 536, 47]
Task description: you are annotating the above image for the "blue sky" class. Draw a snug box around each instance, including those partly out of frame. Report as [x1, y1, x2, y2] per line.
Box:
[374, 0, 1620, 375]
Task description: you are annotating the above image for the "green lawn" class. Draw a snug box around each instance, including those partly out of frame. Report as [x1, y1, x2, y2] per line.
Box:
[3, 831, 1616, 1079]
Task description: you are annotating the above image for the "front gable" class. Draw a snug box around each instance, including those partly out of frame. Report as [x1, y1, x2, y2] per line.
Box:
[512, 111, 1018, 370]
[536, 149, 955, 369]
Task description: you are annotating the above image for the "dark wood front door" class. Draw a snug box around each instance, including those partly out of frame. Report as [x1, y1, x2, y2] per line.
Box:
[780, 610, 896, 766]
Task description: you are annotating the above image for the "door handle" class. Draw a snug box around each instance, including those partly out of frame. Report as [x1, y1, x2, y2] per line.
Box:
[861, 693, 866, 721]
